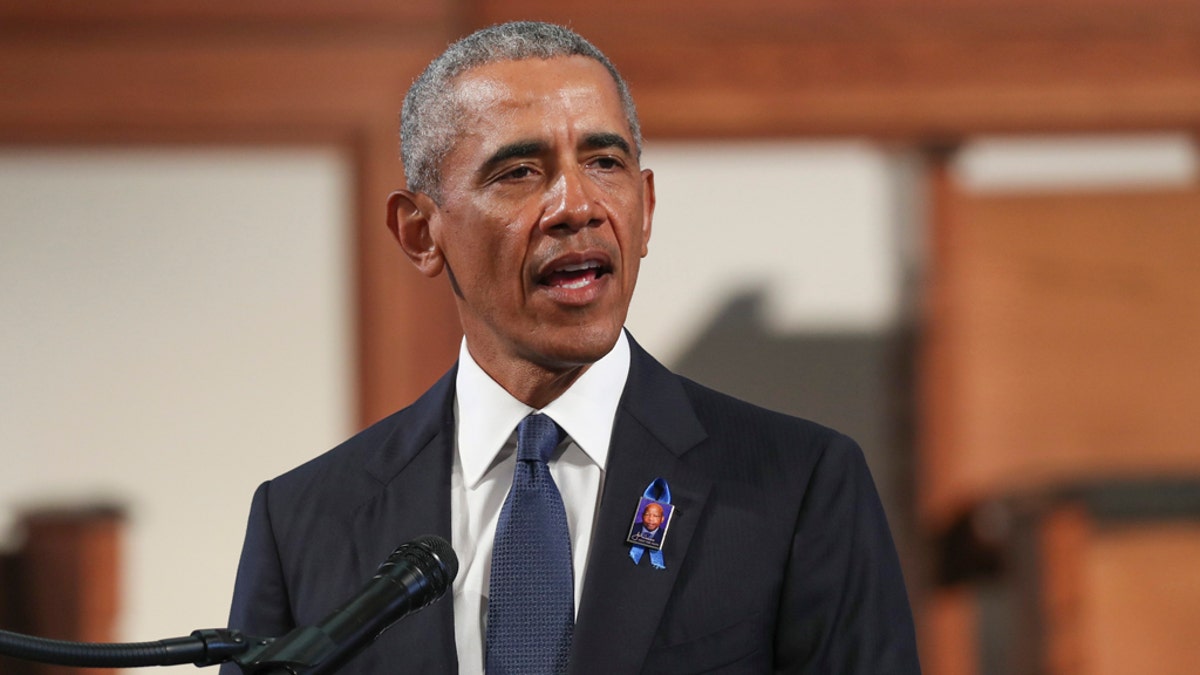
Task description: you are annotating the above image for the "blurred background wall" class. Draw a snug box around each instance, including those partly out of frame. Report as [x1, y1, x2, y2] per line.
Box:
[1, 2, 1199, 673]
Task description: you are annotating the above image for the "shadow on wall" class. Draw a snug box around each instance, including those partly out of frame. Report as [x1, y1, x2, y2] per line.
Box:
[667, 287, 919, 573]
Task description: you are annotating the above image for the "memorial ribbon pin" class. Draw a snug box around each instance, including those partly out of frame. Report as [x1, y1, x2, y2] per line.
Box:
[626, 477, 674, 570]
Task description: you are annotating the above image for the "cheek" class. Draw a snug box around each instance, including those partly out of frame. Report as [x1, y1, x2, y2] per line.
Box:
[609, 200, 649, 256]
[433, 199, 538, 298]
[438, 209, 511, 271]
[453, 230, 529, 299]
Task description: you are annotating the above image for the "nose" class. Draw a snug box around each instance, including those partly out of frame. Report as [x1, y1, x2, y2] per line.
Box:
[540, 166, 601, 233]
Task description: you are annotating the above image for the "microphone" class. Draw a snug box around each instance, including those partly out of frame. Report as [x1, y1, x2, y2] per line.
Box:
[236, 534, 458, 675]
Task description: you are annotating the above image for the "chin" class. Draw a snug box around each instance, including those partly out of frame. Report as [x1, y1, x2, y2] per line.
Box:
[530, 322, 622, 369]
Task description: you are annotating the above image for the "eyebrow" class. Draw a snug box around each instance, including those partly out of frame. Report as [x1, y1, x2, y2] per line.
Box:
[479, 140, 547, 176]
[582, 132, 632, 156]
[477, 132, 634, 177]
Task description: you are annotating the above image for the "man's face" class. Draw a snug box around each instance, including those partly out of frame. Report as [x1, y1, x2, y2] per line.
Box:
[419, 56, 654, 374]
[642, 504, 663, 530]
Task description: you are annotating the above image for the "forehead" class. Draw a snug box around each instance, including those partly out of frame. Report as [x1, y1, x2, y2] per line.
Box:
[442, 56, 632, 163]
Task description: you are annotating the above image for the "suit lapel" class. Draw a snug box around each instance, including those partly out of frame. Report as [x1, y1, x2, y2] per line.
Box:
[349, 367, 460, 672]
[571, 339, 712, 674]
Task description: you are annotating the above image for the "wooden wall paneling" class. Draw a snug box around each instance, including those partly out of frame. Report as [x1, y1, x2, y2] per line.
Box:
[354, 120, 464, 425]
[921, 161, 1200, 527]
[474, 0, 1200, 138]
[921, 153, 971, 529]
[1080, 523, 1200, 675]
[1040, 506, 1090, 675]
[1039, 506, 1200, 675]
[0, 0, 447, 25]
[922, 585, 980, 675]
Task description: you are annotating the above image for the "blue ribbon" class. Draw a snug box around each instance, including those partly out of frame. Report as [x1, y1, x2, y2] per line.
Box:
[629, 477, 671, 570]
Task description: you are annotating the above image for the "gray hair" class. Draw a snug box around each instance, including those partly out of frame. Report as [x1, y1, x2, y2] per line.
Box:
[400, 21, 643, 201]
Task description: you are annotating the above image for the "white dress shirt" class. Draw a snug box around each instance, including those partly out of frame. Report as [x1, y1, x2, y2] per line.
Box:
[451, 332, 631, 674]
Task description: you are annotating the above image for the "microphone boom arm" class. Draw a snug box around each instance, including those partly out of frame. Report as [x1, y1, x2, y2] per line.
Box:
[0, 627, 250, 668]
[0, 535, 457, 675]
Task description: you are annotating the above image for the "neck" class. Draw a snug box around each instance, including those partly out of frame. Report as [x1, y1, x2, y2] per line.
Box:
[506, 362, 591, 410]
[468, 347, 593, 410]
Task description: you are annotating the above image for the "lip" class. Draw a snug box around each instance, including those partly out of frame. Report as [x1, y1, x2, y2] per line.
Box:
[532, 249, 615, 306]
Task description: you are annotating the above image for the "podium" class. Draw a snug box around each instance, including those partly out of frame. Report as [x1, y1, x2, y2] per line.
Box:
[0, 507, 123, 675]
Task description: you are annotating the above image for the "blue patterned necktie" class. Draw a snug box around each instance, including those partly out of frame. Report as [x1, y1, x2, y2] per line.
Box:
[486, 413, 574, 674]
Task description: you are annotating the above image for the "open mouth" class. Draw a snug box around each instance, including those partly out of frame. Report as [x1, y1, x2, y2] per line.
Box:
[538, 259, 612, 290]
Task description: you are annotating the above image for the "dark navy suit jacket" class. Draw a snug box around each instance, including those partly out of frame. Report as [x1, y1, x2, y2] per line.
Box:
[223, 338, 921, 673]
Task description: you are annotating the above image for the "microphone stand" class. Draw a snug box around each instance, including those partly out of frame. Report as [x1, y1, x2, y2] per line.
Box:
[0, 621, 416, 675]
[0, 534, 457, 674]
[0, 627, 251, 669]
[0, 620, 396, 675]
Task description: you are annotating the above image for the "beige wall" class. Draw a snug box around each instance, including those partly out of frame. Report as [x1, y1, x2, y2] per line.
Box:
[0, 148, 354, 637]
[630, 141, 908, 364]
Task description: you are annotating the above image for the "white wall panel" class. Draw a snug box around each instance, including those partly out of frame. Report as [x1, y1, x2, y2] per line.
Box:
[628, 142, 903, 364]
[0, 149, 353, 639]
[954, 134, 1197, 192]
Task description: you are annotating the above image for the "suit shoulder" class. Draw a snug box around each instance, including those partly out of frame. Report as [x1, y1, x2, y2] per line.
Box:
[664, 374, 872, 500]
[264, 371, 454, 512]
[676, 374, 852, 451]
[269, 406, 401, 484]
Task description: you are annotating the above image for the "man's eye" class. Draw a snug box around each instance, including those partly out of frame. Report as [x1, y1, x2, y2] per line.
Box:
[592, 157, 622, 170]
[501, 166, 534, 180]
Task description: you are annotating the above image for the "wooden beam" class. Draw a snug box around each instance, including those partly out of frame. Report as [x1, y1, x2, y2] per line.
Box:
[477, 0, 1200, 137]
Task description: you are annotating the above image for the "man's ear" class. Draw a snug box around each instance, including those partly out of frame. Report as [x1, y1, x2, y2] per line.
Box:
[387, 189, 445, 278]
[639, 168, 656, 258]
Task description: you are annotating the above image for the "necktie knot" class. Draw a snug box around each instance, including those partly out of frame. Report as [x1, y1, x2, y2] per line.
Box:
[517, 413, 561, 464]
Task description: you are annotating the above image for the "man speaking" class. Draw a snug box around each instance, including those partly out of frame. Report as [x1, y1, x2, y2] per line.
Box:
[224, 21, 920, 674]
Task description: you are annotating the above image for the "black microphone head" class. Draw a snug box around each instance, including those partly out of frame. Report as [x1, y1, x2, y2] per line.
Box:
[241, 535, 462, 675]
[410, 534, 459, 583]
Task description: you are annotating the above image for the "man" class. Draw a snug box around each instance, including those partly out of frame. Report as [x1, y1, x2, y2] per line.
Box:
[628, 502, 666, 548]
[224, 21, 920, 674]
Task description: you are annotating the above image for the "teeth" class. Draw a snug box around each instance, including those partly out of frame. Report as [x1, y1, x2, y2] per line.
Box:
[558, 261, 600, 273]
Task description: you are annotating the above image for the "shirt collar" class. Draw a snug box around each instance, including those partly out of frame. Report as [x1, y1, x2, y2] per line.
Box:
[455, 331, 631, 490]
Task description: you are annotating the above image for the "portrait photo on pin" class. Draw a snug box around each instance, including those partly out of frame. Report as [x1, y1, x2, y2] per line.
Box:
[626, 498, 674, 551]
